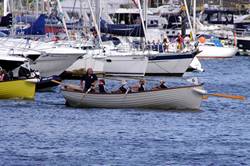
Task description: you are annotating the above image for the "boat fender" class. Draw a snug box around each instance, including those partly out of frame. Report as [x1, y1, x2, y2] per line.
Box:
[25, 78, 40, 83]
[193, 88, 207, 95]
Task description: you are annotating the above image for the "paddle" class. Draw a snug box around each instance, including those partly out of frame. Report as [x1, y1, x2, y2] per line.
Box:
[202, 93, 246, 101]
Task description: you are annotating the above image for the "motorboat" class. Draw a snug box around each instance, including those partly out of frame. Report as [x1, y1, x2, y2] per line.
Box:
[0, 54, 37, 99]
[196, 35, 238, 58]
[0, 79, 37, 100]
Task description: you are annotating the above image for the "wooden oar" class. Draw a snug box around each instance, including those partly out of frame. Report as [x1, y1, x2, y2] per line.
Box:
[51, 80, 83, 91]
[203, 93, 246, 101]
[52, 80, 62, 85]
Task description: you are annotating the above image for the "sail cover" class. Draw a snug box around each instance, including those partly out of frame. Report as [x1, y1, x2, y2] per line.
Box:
[100, 19, 144, 37]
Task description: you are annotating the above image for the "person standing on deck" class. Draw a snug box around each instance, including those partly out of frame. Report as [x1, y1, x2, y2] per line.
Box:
[177, 33, 184, 50]
[80, 68, 98, 92]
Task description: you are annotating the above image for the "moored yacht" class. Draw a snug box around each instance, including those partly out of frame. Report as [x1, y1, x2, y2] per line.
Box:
[0, 38, 85, 77]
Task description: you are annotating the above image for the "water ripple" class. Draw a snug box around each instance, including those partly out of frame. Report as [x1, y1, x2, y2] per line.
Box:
[0, 56, 250, 165]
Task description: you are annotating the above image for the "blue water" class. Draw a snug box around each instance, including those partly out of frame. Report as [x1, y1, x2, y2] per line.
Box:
[0, 56, 250, 165]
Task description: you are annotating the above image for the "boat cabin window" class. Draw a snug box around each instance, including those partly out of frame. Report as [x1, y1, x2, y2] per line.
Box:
[210, 13, 219, 22]
[81, 46, 93, 50]
[204, 43, 216, 46]
[165, 15, 182, 29]
[111, 13, 141, 25]
[67, 11, 80, 19]
[148, 20, 159, 27]
[201, 10, 234, 24]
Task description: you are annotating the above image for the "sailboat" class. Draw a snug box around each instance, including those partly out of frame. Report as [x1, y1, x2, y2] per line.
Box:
[0, 38, 85, 77]
[64, 0, 149, 77]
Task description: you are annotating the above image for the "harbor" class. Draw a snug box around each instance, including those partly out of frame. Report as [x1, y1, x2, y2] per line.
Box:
[0, 0, 250, 165]
[1, 56, 249, 165]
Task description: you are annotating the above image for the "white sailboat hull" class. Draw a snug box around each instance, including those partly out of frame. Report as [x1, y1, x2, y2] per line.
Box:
[62, 85, 204, 110]
[31, 52, 82, 77]
[66, 53, 105, 74]
[0, 38, 85, 77]
[67, 51, 148, 76]
[103, 55, 148, 76]
[197, 46, 238, 58]
[146, 51, 196, 76]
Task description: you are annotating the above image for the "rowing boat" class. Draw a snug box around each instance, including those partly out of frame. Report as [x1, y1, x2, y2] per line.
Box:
[61, 84, 206, 110]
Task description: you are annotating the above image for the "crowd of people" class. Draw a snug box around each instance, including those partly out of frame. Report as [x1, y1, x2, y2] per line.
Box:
[146, 33, 193, 53]
[78, 68, 168, 94]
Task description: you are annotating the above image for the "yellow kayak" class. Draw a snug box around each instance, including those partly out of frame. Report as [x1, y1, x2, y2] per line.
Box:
[0, 79, 38, 100]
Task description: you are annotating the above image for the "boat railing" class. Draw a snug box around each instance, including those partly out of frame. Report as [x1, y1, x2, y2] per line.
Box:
[235, 28, 250, 37]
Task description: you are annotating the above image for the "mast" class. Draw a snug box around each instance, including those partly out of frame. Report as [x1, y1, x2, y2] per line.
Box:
[137, 0, 148, 43]
[183, 0, 194, 37]
[4, 0, 9, 16]
[144, 0, 148, 37]
[95, 0, 101, 33]
[193, 0, 196, 40]
[36, 0, 39, 17]
[41, 0, 45, 14]
[219, 0, 223, 7]
[10, 0, 14, 36]
[87, 0, 103, 46]
[79, 0, 83, 20]
[56, 0, 70, 40]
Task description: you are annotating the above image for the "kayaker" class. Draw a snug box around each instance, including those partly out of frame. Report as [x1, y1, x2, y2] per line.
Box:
[80, 68, 98, 92]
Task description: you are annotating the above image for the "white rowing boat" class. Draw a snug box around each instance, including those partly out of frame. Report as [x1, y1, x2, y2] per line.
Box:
[61, 84, 206, 110]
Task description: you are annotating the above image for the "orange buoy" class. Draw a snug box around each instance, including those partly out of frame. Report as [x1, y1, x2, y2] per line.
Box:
[198, 36, 206, 43]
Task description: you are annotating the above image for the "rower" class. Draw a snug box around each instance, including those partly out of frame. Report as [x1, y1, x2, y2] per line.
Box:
[98, 79, 107, 94]
[112, 80, 129, 94]
[80, 68, 98, 93]
[132, 79, 145, 92]
[159, 80, 167, 89]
